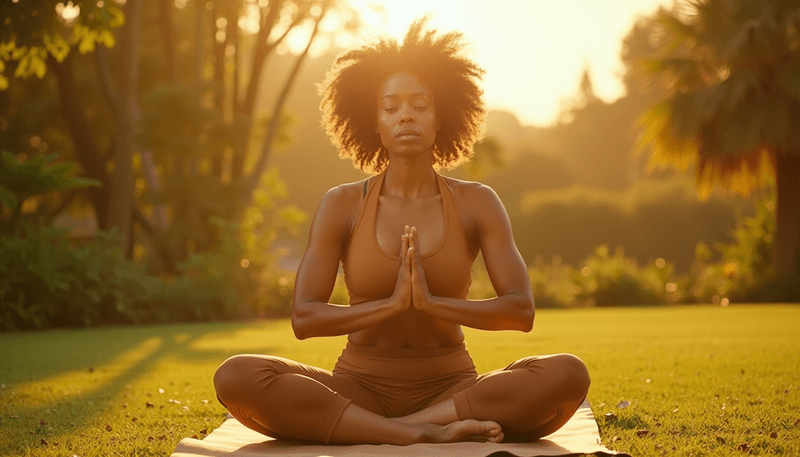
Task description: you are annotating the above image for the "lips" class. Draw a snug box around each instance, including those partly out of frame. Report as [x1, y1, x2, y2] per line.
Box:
[395, 129, 421, 139]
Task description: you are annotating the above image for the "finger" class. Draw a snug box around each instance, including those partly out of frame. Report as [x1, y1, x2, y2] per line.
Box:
[413, 230, 421, 262]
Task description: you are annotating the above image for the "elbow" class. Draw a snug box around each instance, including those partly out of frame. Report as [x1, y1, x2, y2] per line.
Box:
[520, 297, 535, 333]
[291, 305, 310, 340]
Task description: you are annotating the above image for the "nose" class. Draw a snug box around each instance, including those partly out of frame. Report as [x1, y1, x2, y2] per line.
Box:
[399, 104, 415, 124]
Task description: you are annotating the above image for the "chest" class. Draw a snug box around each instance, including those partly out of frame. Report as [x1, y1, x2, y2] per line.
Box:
[373, 192, 479, 259]
[375, 195, 445, 257]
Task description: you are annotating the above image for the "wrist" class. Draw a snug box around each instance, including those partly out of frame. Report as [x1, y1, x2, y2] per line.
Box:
[416, 293, 436, 312]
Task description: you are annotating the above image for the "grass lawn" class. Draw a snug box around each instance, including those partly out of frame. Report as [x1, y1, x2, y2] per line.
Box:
[1, 304, 798, 456]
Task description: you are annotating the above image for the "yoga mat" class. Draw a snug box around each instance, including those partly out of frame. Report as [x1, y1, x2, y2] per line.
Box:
[171, 400, 630, 456]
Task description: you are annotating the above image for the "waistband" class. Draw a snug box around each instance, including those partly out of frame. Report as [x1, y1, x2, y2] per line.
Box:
[335, 342, 476, 381]
[344, 341, 467, 359]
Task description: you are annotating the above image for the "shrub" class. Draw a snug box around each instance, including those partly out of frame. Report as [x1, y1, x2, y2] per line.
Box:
[0, 224, 157, 330]
[513, 176, 745, 272]
[686, 185, 800, 304]
[571, 245, 672, 307]
[528, 257, 581, 308]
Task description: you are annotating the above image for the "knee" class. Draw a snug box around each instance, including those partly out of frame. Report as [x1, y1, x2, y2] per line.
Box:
[213, 355, 249, 404]
[550, 354, 591, 401]
[213, 354, 283, 405]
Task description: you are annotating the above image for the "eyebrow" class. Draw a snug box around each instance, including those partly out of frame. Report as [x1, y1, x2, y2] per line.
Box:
[381, 92, 430, 101]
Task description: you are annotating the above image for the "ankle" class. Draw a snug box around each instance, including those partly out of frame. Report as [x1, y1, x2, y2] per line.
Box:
[413, 423, 442, 444]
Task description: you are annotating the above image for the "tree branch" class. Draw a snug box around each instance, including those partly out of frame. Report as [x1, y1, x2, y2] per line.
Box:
[243, 8, 327, 204]
[45, 190, 79, 223]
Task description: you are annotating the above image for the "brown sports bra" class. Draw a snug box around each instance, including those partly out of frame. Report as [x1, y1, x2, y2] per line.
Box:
[342, 170, 475, 305]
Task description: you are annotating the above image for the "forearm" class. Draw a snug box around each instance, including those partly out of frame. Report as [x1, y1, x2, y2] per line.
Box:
[421, 293, 534, 332]
[292, 297, 398, 339]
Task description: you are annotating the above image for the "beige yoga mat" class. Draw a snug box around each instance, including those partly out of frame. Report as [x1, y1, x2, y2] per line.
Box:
[171, 400, 629, 456]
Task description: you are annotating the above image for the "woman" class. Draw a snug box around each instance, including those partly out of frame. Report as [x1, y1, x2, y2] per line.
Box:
[213, 19, 590, 445]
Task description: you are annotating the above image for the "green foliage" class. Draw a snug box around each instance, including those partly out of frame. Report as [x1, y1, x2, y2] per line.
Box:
[142, 169, 307, 321]
[685, 185, 800, 303]
[0, 1, 123, 89]
[0, 150, 100, 206]
[0, 168, 306, 329]
[527, 258, 581, 308]
[572, 245, 672, 307]
[515, 176, 742, 272]
[637, 0, 800, 197]
[0, 223, 156, 330]
[0, 150, 101, 234]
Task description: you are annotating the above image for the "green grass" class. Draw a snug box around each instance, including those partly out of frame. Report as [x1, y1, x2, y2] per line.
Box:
[1, 304, 798, 456]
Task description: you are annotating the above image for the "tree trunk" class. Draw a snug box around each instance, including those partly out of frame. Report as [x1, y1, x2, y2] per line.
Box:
[48, 53, 111, 230]
[158, 0, 177, 82]
[108, 0, 144, 255]
[242, 10, 325, 206]
[774, 152, 800, 274]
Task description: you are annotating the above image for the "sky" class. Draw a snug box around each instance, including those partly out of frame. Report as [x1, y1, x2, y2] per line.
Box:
[317, 0, 674, 127]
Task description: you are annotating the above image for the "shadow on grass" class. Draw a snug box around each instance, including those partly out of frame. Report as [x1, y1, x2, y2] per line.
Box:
[0, 320, 286, 452]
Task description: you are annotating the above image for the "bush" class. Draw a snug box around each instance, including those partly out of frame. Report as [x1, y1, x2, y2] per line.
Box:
[571, 245, 673, 306]
[686, 186, 800, 304]
[0, 224, 158, 330]
[528, 258, 581, 308]
[513, 176, 746, 272]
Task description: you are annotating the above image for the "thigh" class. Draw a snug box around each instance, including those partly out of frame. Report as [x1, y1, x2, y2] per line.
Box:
[218, 354, 386, 416]
[426, 354, 562, 405]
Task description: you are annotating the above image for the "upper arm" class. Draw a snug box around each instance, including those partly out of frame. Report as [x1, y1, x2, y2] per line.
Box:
[292, 185, 356, 313]
[472, 184, 534, 304]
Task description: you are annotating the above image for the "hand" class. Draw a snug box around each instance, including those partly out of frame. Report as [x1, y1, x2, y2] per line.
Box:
[390, 225, 413, 312]
[408, 226, 434, 311]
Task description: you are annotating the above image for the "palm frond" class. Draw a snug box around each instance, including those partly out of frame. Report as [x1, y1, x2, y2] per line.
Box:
[636, 101, 698, 173]
[696, 148, 773, 198]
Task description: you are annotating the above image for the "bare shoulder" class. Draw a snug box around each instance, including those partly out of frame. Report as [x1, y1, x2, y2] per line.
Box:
[442, 175, 504, 215]
[322, 178, 366, 207]
[313, 178, 370, 243]
[442, 176, 508, 242]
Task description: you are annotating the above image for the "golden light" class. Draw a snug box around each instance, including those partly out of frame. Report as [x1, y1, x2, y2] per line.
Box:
[56, 1, 81, 22]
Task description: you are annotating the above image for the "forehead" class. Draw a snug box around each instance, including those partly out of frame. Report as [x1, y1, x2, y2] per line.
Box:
[379, 72, 431, 98]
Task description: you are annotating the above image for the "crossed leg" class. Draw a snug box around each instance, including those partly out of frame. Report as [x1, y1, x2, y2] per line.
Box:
[395, 354, 591, 441]
[213, 354, 503, 445]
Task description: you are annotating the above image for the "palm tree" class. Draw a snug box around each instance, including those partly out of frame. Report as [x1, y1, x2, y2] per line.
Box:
[638, 0, 800, 274]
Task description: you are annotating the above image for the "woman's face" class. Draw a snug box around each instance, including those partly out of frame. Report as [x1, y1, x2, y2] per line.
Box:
[376, 72, 438, 157]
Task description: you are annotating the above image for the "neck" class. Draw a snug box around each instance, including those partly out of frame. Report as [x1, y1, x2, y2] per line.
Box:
[382, 153, 438, 199]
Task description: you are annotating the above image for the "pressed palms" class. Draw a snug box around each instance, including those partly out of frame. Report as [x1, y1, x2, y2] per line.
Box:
[638, 0, 800, 273]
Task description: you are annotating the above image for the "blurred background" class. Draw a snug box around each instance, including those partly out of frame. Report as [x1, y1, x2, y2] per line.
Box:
[1, 0, 798, 330]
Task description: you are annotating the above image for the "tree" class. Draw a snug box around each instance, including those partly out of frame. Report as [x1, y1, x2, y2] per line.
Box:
[638, 0, 800, 273]
[2, 1, 359, 267]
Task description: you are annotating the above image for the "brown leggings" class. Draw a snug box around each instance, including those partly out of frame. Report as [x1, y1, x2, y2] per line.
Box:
[213, 342, 590, 444]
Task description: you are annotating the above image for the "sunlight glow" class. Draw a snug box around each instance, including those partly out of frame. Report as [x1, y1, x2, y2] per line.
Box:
[8, 337, 163, 409]
[347, 0, 673, 126]
[56, 1, 81, 22]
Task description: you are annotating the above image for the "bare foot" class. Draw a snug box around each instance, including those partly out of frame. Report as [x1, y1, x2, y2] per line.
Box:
[420, 419, 504, 443]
